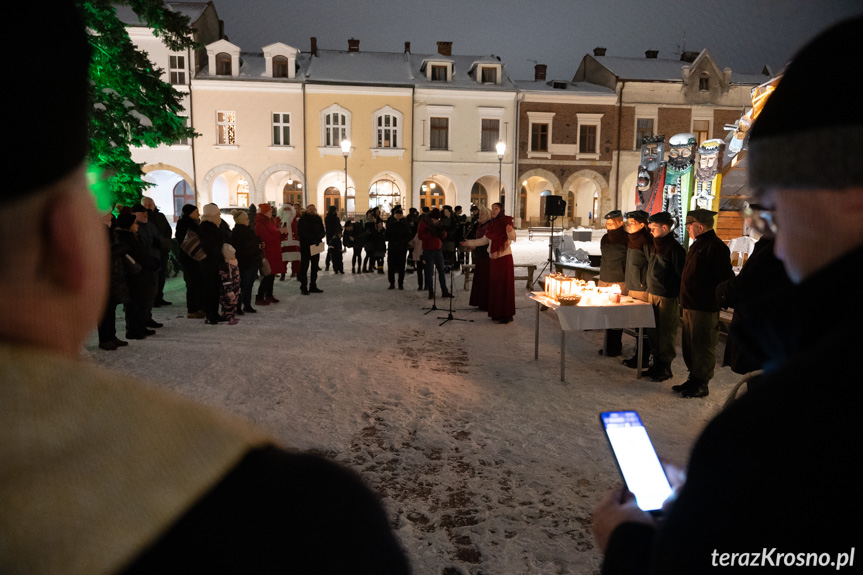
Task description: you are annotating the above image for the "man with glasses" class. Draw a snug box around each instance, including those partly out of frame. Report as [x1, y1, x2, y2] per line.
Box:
[673, 208, 733, 398]
[593, 15, 862, 573]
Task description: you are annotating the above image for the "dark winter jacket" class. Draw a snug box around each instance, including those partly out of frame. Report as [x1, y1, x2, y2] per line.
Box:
[148, 208, 173, 256]
[297, 213, 325, 250]
[115, 228, 157, 290]
[107, 225, 130, 306]
[230, 223, 263, 271]
[325, 211, 341, 240]
[198, 220, 225, 272]
[646, 233, 685, 298]
[625, 227, 653, 293]
[175, 216, 200, 271]
[385, 218, 412, 253]
[599, 227, 628, 283]
[601, 244, 863, 575]
[679, 229, 733, 312]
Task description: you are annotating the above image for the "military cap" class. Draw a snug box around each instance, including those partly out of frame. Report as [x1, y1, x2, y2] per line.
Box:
[604, 210, 623, 219]
[648, 212, 675, 226]
[686, 209, 717, 225]
[626, 210, 649, 223]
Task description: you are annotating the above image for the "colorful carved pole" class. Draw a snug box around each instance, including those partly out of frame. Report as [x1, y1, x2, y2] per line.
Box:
[692, 138, 724, 216]
[636, 134, 666, 214]
[662, 133, 697, 245]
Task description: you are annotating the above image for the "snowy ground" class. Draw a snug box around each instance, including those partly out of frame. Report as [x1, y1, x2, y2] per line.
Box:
[83, 230, 742, 575]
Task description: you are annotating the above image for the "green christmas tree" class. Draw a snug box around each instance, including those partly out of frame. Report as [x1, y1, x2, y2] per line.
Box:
[77, 0, 198, 207]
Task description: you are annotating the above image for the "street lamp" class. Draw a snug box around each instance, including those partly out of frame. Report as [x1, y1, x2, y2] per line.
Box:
[341, 139, 351, 212]
[496, 141, 506, 206]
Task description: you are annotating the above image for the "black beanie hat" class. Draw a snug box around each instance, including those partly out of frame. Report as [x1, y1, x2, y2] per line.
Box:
[7, 3, 90, 203]
[116, 213, 137, 230]
[748, 15, 863, 191]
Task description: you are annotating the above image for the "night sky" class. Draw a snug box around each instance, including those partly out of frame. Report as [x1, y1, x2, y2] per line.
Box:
[210, 0, 863, 81]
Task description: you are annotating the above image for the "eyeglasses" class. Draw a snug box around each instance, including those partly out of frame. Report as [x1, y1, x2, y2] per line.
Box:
[741, 202, 778, 236]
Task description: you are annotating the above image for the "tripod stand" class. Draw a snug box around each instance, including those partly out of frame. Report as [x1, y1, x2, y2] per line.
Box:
[437, 266, 472, 326]
[533, 214, 558, 290]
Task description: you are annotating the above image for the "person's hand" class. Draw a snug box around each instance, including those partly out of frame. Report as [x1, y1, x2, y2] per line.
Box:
[591, 486, 655, 553]
[506, 224, 514, 233]
[660, 461, 686, 513]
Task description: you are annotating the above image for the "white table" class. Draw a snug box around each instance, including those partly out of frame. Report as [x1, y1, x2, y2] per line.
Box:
[528, 292, 656, 381]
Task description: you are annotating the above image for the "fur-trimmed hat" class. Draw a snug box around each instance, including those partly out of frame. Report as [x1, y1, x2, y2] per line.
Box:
[748, 15, 863, 191]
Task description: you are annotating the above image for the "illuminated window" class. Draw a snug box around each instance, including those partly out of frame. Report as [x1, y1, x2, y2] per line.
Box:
[323, 109, 349, 147]
[282, 180, 303, 206]
[421, 180, 443, 209]
[369, 179, 400, 212]
[217, 111, 236, 145]
[374, 108, 402, 148]
[471, 182, 488, 208]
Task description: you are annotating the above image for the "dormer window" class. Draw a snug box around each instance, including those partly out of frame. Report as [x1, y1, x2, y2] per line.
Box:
[481, 66, 497, 84]
[552, 81, 567, 90]
[699, 73, 710, 91]
[216, 53, 232, 76]
[431, 65, 448, 81]
[273, 56, 288, 78]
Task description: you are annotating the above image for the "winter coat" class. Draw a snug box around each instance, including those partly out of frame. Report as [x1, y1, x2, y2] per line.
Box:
[417, 217, 445, 251]
[298, 213, 325, 251]
[175, 216, 201, 272]
[230, 223, 263, 271]
[148, 208, 173, 256]
[385, 218, 412, 253]
[255, 214, 286, 275]
[197, 220, 225, 273]
[679, 229, 734, 312]
[599, 227, 628, 283]
[325, 211, 341, 240]
[107, 225, 130, 306]
[625, 227, 653, 293]
[136, 220, 162, 263]
[646, 233, 685, 298]
[115, 229, 156, 290]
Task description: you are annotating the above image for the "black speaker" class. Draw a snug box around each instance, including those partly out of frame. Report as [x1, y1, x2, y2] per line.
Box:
[544, 195, 566, 216]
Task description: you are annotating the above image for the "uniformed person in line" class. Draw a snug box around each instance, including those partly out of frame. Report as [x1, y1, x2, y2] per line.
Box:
[644, 211, 686, 382]
[673, 208, 734, 398]
[597, 210, 628, 357]
[621, 210, 653, 369]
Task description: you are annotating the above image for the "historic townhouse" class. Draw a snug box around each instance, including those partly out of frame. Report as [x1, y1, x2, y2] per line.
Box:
[515, 64, 617, 229]
[303, 38, 414, 219]
[122, 1, 220, 222]
[411, 42, 518, 216]
[191, 38, 307, 212]
[573, 48, 768, 216]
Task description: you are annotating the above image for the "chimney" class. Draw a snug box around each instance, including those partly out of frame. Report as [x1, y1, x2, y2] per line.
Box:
[593, 47, 607, 57]
[405, 41, 411, 54]
[310, 37, 317, 57]
[645, 49, 659, 59]
[534, 64, 547, 82]
[437, 41, 452, 56]
[348, 38, 360, 52]
[680, 51, 698, 63]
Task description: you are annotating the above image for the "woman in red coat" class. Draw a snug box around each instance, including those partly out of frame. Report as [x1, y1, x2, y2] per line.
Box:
[255, 203, 285, 305]
[462, 202, 516, 323]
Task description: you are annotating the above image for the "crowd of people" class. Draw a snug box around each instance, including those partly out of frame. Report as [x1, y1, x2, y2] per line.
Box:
[97, 199, 520, 350]
[594, 203, 792, 399]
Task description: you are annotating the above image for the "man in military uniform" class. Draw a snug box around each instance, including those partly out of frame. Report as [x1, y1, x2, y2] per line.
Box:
[598, 210, 628, 356]
[621, 210, 653, 368]
[644, 211, 686, 382]
[674, 208, 734, 398]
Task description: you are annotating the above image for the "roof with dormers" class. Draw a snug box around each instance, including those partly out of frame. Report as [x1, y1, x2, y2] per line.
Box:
[514, 79, 616, 96]
[580, 52, 768, 84]
[409, 53, 518, 91]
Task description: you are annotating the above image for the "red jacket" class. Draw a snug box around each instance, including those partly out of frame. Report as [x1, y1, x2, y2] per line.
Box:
[417, 218, 446, 250]
[255, 214, 286, 274]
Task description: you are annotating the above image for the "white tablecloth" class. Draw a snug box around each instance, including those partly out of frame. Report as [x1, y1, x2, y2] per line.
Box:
[528, 292, 655, 331]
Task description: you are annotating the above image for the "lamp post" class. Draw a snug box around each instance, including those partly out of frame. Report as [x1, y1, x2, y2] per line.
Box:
[341, 139, 351, 214]
[496, 141, 506, 207]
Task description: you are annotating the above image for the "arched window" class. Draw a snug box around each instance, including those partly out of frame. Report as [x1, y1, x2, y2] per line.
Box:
[282, 179, 302, 206]
[369, 179, 400, 214]
[471, 182, 487, 208]
[216, 53, 232, 76]
[172, 179, 195, 222]
[322, 106, 350, 148]
[273, 55, 288, 78]
[421, 180, 444, 210]
[373, 107, 402, 148]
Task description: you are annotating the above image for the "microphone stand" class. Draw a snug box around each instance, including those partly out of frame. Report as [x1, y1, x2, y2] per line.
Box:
[438, 265, 472, 326]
